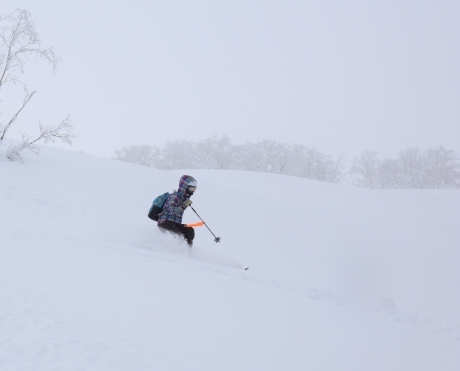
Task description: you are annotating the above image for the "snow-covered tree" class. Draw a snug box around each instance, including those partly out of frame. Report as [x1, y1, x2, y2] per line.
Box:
[196, 135, 234, 170]
[6, 116, 76, 162]
[351, 147, 460, 189]
[377, 157, 401, 189]
[0, 9, 75, 162]
[113, 144, 163, 168]
[113, 137, 346, 184]
[422, 147, 460, 189]
[330, 153, 348, 184]
[161, 140, 198, 170]
[350, 150, 380, 188]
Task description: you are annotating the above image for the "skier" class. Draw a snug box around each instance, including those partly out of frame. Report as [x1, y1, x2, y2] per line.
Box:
[157, 175, 197, 247]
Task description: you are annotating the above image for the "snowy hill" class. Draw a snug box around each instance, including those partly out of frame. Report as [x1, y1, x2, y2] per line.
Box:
[1, 146, 460, 371]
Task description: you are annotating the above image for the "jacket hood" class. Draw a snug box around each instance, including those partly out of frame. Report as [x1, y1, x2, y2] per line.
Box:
[178, 175, 196, 196]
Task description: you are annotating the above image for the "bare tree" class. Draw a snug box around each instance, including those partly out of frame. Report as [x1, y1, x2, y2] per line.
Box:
[0, 9, 75, 161]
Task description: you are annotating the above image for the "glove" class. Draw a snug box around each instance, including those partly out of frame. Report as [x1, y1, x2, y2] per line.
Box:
[182, 200, 193, 209]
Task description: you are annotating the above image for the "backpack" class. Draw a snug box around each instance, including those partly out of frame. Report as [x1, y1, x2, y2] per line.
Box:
[148, 192, 170, 221]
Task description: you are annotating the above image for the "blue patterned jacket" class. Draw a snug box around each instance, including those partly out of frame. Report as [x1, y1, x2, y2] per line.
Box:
[157, 175, 195, 225]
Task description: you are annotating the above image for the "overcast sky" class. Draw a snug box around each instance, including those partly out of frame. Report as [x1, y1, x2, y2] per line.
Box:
[2, 0, 459, 159]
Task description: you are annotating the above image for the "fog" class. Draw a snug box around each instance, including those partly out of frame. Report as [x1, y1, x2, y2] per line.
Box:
[2, 0, 459, 159]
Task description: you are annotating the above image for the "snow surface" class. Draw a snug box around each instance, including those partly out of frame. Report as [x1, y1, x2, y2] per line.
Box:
[1, 146, 460, 371]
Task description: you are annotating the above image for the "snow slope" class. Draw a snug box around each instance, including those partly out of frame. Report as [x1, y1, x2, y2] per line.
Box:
[1, 146, 460, 371]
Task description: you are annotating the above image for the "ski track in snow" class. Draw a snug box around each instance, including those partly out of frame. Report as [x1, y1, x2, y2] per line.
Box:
[3, 234, 459, 371]
[123, 229, 460, 348]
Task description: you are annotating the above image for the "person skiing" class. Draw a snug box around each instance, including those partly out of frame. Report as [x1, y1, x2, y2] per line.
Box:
[157, 175, 197, 247]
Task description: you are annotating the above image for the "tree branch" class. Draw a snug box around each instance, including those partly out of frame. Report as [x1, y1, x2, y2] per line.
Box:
[0, 90, 35, 141]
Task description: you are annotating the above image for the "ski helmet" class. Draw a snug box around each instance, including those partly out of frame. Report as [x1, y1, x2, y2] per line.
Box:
[186, 178, 197, 195]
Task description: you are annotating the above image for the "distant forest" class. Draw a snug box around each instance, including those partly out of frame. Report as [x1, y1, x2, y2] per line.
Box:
[113, 136, 460, 189]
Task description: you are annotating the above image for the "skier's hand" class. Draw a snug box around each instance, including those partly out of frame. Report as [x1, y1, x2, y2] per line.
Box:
[182, 200, 193, 209]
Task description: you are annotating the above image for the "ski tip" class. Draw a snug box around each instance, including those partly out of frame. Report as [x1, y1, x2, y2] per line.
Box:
[244, 267, 249, 270]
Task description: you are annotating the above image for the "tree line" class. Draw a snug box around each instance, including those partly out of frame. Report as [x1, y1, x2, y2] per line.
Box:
[113, 136, 460, 189]
[350, 147, 460, 189]
[113, 136, 347, 183]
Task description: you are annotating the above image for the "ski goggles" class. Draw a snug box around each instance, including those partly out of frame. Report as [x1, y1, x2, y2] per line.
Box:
[188, 186, 197, 193]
